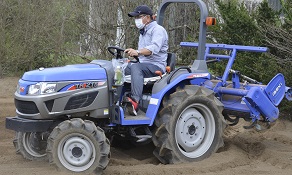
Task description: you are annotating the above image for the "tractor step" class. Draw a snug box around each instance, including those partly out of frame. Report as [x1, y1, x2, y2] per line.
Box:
[111, 105, 153, 125]
[124, 116, 151, 120]
[129, 126, 152, 143]
[121, 110, 152, 125]
[121, 107, 151, 125]
[122, 115, 151, 125]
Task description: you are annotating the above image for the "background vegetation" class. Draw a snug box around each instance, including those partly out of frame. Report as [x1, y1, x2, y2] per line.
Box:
[0, 0, 291, 88]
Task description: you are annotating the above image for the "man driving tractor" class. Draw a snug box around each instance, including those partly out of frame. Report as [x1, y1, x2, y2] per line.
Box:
[124, 5, 169, 116]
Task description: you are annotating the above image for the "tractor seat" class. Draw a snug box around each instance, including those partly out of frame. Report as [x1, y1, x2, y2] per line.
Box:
[125, 52, 176, 84]
[166, 52, 176, 72]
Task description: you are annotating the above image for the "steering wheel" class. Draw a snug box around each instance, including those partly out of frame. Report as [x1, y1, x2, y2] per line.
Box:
[107, 46, 139, 62]
[107, 46, 125, 59]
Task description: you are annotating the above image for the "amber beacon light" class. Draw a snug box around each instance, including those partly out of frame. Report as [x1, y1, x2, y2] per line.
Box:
[206, 17, 216, 26]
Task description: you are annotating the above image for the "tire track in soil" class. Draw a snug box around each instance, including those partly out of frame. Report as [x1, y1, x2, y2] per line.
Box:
[224, 120, 292, 171]
[257, 121, 292, 170]
[105, 143, 252, 175]
[105, 126, 254, 175]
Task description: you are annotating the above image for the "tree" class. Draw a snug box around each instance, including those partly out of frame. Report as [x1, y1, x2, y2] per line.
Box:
[202, 0, 290, 85]
[257, 0, 292, 85]
[0, 0, 90, 76]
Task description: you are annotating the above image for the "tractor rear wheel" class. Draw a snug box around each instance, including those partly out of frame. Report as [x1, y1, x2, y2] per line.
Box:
[13, 132, 47, 161]
[152, 85, 226, 163]
[46, 118, 110, 174]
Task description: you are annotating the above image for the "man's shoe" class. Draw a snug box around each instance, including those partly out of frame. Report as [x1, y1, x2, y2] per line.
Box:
[124, 97, 139, 116]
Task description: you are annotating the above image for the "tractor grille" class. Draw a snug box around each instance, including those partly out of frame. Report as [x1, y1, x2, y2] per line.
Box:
[45, 100, 54, 112]
[15, 99, 39, 114]
[64, 91, 98, 110]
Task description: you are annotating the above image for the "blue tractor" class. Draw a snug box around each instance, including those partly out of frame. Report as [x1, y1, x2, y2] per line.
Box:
[5, 0, 292, 174]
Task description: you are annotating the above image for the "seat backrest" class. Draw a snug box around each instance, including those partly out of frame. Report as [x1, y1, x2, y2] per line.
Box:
[167, 52, 176, 71]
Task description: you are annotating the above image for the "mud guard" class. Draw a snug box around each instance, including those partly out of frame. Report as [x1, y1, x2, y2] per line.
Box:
[146, 72, 210, 126]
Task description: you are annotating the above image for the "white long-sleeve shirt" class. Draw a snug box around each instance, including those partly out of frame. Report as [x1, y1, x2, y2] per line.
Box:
[138, 21, 169, 72]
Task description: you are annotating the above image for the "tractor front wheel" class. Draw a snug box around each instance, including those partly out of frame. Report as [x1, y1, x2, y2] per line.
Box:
[46, 118, 110, 174]
[13, 132, 47, 161]
[153, 85, 226, 163]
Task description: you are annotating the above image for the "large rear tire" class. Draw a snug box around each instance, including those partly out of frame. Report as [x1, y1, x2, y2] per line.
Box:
[47, 118, 110, 174]
[152, 85, 226, 163]
[13, 132, 47, 161]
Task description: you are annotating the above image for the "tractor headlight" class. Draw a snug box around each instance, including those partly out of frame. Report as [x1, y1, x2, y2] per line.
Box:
[28, 82, 56, 95]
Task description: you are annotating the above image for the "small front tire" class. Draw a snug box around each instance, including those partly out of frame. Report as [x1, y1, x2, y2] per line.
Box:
[13, 132, 48, 161]
[47, 118, 110, 174]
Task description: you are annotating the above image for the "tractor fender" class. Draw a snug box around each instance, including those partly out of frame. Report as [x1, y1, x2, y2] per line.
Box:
[146, 70, 210, 126]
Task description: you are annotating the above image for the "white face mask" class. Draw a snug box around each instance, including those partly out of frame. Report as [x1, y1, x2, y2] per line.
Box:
[135, 16, 146, 29]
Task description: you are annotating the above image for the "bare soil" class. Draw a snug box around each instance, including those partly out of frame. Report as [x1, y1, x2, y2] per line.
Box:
[1, 77, 292, 175]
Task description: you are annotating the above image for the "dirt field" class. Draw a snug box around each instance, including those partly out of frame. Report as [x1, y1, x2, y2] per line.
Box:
[1, 77, 292, 175]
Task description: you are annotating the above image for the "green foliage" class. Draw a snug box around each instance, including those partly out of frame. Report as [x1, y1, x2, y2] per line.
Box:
[211, 0, 292, 112]
[256, 0, 280, 25]
[214, 0, 259, 45]
[0, 0, 88, 75]
[0, 0, 291, 87]
[280, 0, 292, 29]
[209, 0, 281, 84]
[257, 0, 292, 86]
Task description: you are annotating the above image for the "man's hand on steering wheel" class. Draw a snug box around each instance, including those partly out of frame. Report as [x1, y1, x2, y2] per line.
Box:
[107, 46, 139, 62]
[125, 48, 139, 57]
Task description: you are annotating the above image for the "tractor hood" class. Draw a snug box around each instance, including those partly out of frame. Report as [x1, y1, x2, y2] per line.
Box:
[22, 63, 107, 82]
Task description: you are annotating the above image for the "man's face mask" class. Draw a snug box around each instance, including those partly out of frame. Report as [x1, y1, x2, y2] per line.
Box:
[135, 16, 146, 29]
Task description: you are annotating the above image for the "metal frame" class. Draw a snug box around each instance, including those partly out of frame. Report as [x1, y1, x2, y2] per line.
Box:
[180, 42, 288, 123]
[180, 42, 268, 86]
[157, 0, 208, 72]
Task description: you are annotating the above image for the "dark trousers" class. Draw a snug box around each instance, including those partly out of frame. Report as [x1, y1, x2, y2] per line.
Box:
[124, 62, 163, 103]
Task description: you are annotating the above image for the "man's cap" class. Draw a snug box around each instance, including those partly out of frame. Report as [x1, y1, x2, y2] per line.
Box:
[128, 5, 153, 17]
